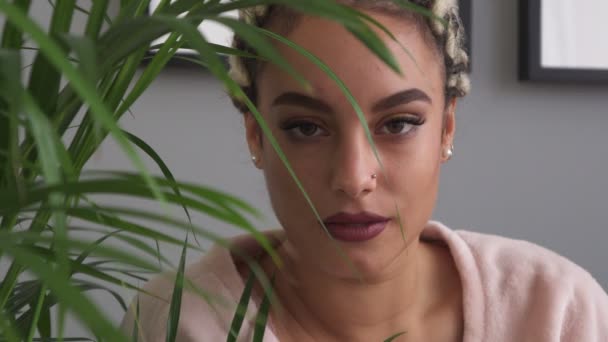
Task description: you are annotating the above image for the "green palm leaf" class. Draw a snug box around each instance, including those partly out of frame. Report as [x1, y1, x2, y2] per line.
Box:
[165, 238, 188, 342]
[227, 270, 256, 342]
[384, 331, 407, 342]
[252, 275, 273, 342]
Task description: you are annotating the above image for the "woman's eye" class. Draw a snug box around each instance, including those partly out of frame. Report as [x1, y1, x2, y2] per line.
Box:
[297, 122, 320, 136]
[378, 116, 424, 135]
[281, 121, 327, 138]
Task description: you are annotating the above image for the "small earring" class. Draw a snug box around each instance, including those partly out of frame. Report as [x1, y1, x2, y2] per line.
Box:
[251, 155, 257, 163]
[444, 144, 454, 161]
[371, 173, 377, 179]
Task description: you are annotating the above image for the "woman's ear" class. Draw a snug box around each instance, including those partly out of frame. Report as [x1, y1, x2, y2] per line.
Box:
[442, 98, 457, 160]
[441, 97, 456, 163]
[244, 111, 263, 169]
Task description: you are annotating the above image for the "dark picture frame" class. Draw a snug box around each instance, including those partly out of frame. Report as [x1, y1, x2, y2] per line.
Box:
[459, 0, 472, 70]
[519, 0, 608, 82]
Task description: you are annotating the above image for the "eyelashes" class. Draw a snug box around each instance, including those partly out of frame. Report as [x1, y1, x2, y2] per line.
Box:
[377, 115, 425, 135]
[280, 120, 329, 138]
[279, 115, 426, 139]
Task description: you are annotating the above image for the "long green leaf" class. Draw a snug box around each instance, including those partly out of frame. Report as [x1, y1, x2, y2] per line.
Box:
[31, 338, 95, 341]
[252, 274, 274, 342]
[142, 53, 210, 68]
[131, 297, 140, 342]
[96, 16, 172, 74]
[104, 171, 263, 219]
[0, 49, 23, 192]
[115, 24, 187, 119]
[211, 16, 308, 90]
[70, 280, 129, 312]
[45, 0, 113, 35]
[165, 238, 188, 342]
[23, 94, 64, 184]
[148, 42, 260, 59]
[384, 331, 407, 342]
[84, 0, 110, 39]
[0, 232, 163, 276]
[162, 0, 199, 16]
[26, 0, 75, 120]
[59, 34, 99, 85]
[25, 285, 47, 342]
[67, 212, 198, 256]
[22, 91, 72, 294]
[36, 296, 51, 341]
[123, 130, 194, 226]
[115, 0, 150, 25]
[226, 269, 255, 342]
[0, 0, 31, 49]
[95, 268, 149, 283]
[73, 228, 124, 265]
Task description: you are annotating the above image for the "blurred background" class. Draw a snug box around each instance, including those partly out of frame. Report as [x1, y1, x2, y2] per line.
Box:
[18, 0, 608, 336]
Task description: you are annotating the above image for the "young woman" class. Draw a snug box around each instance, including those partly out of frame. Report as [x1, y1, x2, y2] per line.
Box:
[122, 1, 608, 341]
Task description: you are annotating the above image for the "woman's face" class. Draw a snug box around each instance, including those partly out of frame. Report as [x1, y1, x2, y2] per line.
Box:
[245, 10, 456, 278]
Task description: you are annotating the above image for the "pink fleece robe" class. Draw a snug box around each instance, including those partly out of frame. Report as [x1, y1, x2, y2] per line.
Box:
[121, 221, 608, 341]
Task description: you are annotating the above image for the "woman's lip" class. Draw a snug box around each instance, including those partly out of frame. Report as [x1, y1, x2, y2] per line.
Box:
[322, 211, 390, 224]
[323, 221, 389, 242]
[321, 212, 390, 242]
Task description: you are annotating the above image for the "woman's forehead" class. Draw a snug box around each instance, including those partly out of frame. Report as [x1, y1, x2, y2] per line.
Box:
[257, 13, 445, 103]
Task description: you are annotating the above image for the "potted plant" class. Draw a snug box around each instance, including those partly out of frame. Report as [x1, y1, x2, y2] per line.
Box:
[0, 0, 415, 340]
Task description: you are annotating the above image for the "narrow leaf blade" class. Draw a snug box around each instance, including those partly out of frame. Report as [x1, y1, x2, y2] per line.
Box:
[226, 269, 255, 342]
[165, 238, 188, 342]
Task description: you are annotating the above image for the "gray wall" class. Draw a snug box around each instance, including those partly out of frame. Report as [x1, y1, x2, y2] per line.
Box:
[11, 0, 608, 336]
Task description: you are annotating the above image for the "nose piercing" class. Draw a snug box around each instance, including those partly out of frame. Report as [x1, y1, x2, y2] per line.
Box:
[371, 173, 377, 179]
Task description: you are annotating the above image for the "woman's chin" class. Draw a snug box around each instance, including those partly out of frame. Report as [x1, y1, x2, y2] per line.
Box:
[284, 222, 411, 279]
[318, 241, 405, 280]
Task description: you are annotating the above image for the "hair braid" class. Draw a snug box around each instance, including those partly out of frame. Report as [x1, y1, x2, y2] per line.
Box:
[228, 0, 470, 114]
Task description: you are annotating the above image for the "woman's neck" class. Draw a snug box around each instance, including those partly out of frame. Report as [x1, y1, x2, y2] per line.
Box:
[261, 238, 458, 341]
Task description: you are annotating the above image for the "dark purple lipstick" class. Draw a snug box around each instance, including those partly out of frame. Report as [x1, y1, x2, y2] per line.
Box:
[322, 211, 390, 242]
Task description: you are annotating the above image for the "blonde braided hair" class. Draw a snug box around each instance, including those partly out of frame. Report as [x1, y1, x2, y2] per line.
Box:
[228, 0, 470, 113]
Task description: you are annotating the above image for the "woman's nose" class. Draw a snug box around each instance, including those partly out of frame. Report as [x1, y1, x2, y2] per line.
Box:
[330, 134, 378, 199]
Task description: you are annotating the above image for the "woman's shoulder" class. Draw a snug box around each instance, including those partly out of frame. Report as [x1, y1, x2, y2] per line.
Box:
[120, 234, 279, 342]
[454, 225, 602, 291]
[426, 221, 608, 340]
[426, 220, 603, 288]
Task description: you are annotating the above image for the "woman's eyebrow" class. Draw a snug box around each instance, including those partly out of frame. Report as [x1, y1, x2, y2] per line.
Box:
[271, 88, 431, 114]
[372, 89, 432, 112]
[271, 92, 333, 114]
